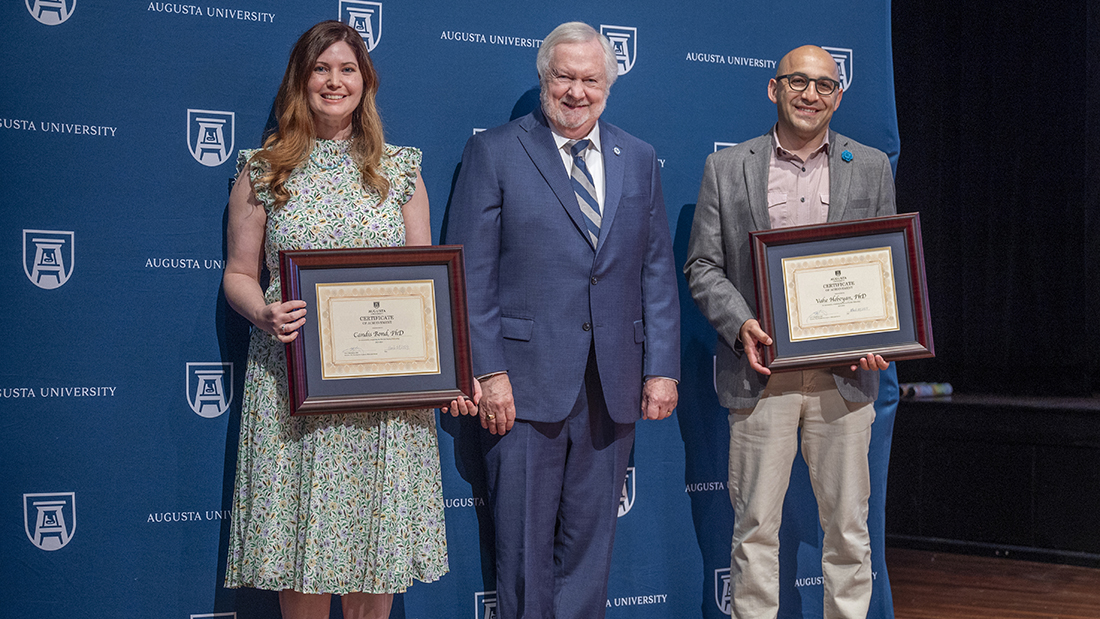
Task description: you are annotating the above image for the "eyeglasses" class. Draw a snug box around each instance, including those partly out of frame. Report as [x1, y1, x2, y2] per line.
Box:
[776, 73, 840, 96]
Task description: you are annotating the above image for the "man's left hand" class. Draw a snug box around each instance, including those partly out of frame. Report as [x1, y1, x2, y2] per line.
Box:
[641, 377, 678, 420]
[851, 353, 890, 372]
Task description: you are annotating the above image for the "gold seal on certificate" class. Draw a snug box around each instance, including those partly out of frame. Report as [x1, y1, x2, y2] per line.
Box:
[316, 280, 441, 379]
[783, 247, 900, 342]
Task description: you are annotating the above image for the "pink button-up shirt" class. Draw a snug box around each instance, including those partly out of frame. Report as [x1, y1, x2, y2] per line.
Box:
[767, 126, 830, 229]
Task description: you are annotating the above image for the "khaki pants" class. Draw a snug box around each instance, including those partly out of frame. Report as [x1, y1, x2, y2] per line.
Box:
[728, 369, 875, 619]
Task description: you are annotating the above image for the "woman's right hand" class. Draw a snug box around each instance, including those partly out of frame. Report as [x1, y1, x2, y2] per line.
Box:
[259, 300, 308, 342]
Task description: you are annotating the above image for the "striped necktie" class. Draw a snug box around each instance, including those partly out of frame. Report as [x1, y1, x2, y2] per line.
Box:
[567, 139, 601, 247]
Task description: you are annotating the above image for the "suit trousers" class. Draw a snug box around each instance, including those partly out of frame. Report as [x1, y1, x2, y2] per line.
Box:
[728, 369, 875, 619]
[483, 346, 635, 619]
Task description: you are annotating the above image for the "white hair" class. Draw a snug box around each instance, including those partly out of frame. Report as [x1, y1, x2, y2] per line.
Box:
[536, 22, 618, 89]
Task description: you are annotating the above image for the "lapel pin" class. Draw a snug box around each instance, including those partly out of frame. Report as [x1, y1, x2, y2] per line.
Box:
[613, 146, 621, 156]
[841, 150, 853, 162]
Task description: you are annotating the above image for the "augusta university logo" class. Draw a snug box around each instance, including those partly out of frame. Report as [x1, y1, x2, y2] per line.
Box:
[617, 466, 635, 517]
[340, 0, 382, 51]
[187, 109, 235, 167]
[23, 229, 74, 290]
[474, 591, 497, 619]
[186, 362, 234, 418]
[24, 492, 76, 551]
[26, 0, 75, 25]
[715, 567, 732, 615]
[600, 25, 636, 75]
[823, 46, 853, 91]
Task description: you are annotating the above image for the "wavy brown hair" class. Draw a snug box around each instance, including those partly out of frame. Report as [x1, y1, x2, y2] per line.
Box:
[251, 21, 388, 209]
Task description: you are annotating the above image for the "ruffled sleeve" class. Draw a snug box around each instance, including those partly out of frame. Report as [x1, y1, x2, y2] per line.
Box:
[236, 148, 275, 210]
[381, 144, 422, 206]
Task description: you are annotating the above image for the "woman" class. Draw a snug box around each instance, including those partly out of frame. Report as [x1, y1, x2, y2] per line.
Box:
[222, 21, 476, 619]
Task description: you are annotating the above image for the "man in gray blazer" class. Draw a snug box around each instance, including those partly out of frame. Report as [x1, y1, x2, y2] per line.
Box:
[684, 45, 893, 619]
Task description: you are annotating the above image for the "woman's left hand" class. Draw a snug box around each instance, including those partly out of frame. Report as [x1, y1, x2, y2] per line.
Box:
[441, 379, 482, 417]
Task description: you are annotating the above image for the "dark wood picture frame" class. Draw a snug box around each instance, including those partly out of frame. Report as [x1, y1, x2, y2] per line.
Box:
[750, 213, 934, 371]
[279, 245, 474, 415]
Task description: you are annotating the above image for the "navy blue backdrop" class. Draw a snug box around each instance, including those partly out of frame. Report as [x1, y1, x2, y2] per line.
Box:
[2, 2, 899, 618]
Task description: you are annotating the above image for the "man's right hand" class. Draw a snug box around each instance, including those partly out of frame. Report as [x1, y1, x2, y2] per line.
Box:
[740, 319, 774, 376]
[479, 373, 517, 436]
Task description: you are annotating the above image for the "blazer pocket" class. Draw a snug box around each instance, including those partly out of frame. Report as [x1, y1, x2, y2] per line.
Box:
[634, 320, 645, 343]
[846, 198, 872, 218]
[501, 316, 534, 341]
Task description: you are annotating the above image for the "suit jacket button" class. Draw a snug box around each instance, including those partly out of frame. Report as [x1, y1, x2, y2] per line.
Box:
[590, 277, 598, 285]
[582, 322, 592, 331]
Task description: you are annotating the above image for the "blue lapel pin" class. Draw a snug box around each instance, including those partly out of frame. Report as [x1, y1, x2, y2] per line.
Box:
[841, 149, 853, 162]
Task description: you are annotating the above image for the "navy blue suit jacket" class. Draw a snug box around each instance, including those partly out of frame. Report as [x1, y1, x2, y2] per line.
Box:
[448, 109, 679, 424]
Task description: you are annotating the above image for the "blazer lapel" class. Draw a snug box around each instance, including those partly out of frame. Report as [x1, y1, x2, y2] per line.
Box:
[517, 111, 593, 249]
[827, 131, 851, 222]
[596, 122, 622, 256]
[745, 135, 772, 230]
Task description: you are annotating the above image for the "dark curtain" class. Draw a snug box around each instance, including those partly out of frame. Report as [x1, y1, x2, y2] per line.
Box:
[891, 0, 1100, 396]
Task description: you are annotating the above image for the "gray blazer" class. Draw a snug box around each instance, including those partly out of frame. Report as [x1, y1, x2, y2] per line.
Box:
[684, 130, 896, 410]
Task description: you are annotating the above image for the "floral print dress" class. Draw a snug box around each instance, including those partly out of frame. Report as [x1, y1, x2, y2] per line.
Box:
[224, 140, 448, 595]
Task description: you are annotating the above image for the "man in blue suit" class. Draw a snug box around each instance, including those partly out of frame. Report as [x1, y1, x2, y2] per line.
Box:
[448, 21, 680, 619]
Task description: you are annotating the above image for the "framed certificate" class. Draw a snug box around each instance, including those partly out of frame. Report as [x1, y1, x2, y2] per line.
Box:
[750, 213, 934, 371]
[279, 246, 475, 415]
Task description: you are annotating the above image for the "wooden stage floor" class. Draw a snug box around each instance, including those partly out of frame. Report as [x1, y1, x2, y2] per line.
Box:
[888, 548, 1100, 618]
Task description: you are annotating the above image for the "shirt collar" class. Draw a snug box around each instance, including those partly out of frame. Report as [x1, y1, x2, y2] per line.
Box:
[552, 123, 602, 154]
[771, 124, 829, 162]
